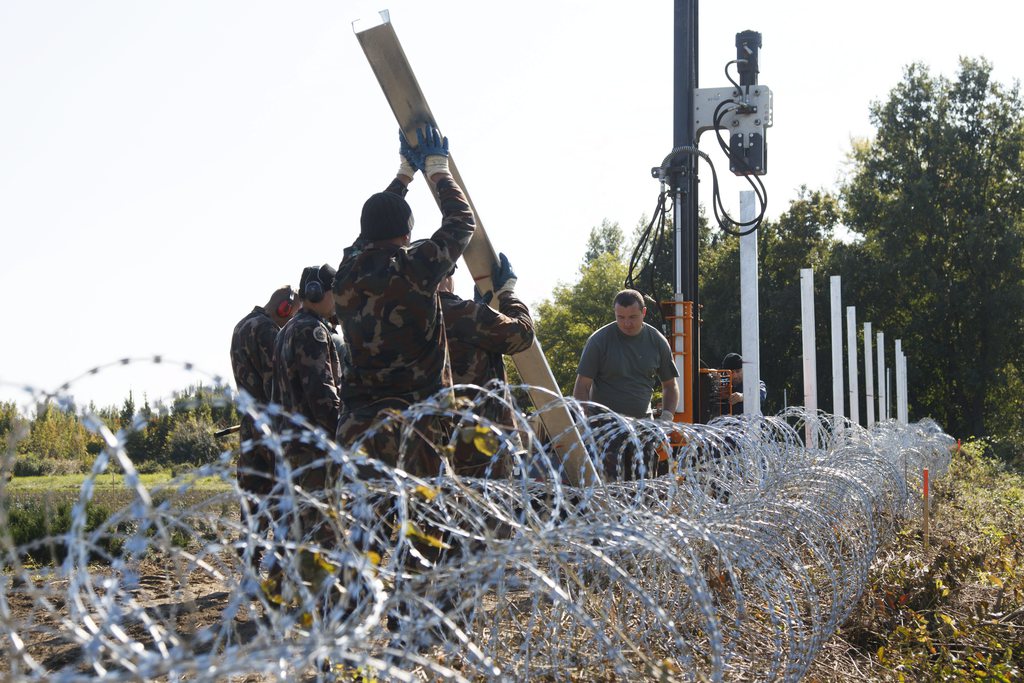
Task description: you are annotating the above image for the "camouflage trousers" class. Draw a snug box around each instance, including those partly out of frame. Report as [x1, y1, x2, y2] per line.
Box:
[448, 386, 515, 479]
[281, 441, 337, 549]
[237, 417, 277, 496]
[588, 413, 669, 481]
[337, 398, 460, 569]
[236, 418, 278, 569]
[336, 399, 449, 479]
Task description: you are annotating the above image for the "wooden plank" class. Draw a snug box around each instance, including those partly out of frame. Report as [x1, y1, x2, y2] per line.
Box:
[354, 15, 601, 487]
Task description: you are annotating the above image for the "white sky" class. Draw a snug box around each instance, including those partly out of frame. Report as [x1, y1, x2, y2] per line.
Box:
[1, 1, 1021, 411]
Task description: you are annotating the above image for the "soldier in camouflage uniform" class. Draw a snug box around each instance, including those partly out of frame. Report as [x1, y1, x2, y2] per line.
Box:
[230, 285, 296, 548]
[333, 125, 473, 478]
[272, 264, 343, 543]
[439, 253, 534, 477]
[332, 127, 475, 640]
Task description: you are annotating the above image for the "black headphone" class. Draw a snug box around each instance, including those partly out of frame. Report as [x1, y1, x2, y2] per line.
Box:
[303, 266, 325, 303]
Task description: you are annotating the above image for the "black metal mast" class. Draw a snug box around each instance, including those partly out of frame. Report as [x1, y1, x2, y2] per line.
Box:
[672, 0, 700, 418]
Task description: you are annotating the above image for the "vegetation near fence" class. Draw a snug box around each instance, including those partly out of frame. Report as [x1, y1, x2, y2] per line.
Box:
[4, 476, 233, 565]
[813, 439, 1024, 681]
[0, 384, 238, 478]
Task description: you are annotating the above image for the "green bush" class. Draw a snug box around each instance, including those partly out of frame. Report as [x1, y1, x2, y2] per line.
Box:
[11, 453, 87, 477]
[835, 437, 1024, 681]
[11, 453, 48, 477]
[3, 494, 124, 564]
[133, 459, 167, 475]
[167, 417, 221, 466]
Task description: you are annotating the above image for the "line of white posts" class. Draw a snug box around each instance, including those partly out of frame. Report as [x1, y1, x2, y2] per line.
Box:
[800, 267, 909, 426]
[737, 191, 908, 427]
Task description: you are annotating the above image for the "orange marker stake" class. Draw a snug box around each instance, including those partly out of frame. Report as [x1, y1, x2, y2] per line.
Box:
[923, 468, 930, 552]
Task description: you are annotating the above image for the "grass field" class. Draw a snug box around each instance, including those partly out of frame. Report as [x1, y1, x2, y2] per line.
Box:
[2, 469, 235, 564]
[5, 470, 231, 492]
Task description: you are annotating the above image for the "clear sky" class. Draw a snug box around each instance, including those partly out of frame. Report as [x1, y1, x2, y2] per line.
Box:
[1, 1, 1021, 411]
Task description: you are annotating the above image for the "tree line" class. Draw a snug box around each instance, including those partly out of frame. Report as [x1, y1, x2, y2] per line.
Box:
[0, 386, 238, 476]
[536, 58, 1024, 446]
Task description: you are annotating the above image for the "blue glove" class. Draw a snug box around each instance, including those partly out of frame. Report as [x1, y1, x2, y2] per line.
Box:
[492, 252, 517, 297]
[473, 285, 493, 306]
[415, 124, 449, 177]
[399, 129, 424, 175]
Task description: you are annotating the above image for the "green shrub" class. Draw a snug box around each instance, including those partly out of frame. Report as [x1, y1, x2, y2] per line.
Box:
[167, 417, 221, 466]
[836, 437, 1024, 681]
[11, 453, 48, 477]
[11, 453, 87, 477]
[133, 459, 167, 475]
[4, 494, 126, 564]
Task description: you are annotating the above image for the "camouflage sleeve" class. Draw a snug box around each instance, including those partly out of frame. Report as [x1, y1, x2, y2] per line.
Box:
[295, 324, 341, 433]
[409, 175, 475, 286]
[255, 320, 278, 402]
[447, 293, 535, 355]
[383, 176, 409, 198]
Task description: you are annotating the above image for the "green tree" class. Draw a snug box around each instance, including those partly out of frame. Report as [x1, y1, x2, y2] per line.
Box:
[625, 204, 712, 339]
[172, 385, 238, 428]
[0, 401, 25, 441]
[582, 219, 624, 264]
[843, 58, 1024, 438]
[700, 188, 842, 413]
[119, 392, 135, 430]
[535, 252, 628, 394]
[19, 401, 93, 474]
[166, 416, 221, 467]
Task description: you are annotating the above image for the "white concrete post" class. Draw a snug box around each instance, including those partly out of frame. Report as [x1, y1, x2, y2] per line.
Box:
[896, 344, 909, 424]
[887, 368, 893, 421]
[895, 340, 903, 424]
[740, 190, 761, 416]
[830, 276, 844, 418]
[903, 354, 910, 422]
[876, 331, 886, 421]
[800, 268, 818, 444]
[903, 353, 910, 423]
[846, 306, 859, 425]
[864, 322, 875, 426]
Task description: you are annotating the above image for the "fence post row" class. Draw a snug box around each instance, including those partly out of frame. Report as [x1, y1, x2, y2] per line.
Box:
[740, 190, 762, 415]
[800, 268, 818, 443]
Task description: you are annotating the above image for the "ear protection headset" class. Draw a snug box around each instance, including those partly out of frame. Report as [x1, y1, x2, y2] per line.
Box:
[276, 290, 296, 318]
[303, 266, 325, 304]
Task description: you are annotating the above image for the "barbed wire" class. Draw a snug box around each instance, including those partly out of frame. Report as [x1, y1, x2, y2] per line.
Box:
[0, 358, 954, 681]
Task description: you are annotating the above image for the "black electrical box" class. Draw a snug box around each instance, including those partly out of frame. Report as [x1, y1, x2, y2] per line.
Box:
[730, 132, 767, 176]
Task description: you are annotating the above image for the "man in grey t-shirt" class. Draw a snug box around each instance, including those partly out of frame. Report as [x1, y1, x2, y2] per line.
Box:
[573, 289, 679, 478]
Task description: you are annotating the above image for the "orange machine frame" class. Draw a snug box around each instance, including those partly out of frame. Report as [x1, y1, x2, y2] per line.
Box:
[661, 300, 695, 423]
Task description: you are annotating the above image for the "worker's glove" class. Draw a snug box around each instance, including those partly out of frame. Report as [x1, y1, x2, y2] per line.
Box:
[657, 409, 675, 423]
[398, 130, 422, 178]
[492, 253, 517, 298]
[473, 285, 493, 306]
[416, 124, 449, 178]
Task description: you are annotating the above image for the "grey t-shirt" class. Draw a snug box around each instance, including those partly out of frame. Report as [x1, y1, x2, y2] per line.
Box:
[577, 322, 678, 418]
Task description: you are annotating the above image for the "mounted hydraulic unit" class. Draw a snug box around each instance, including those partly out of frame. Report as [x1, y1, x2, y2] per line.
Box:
[654, 3, 773, 425]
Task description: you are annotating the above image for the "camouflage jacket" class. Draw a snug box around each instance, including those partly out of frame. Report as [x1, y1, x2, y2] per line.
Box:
[333, 176, 475, 408]
[230, 305, 279, 404]
[440, 290, 534, 387]
[272, 308, 342, 434]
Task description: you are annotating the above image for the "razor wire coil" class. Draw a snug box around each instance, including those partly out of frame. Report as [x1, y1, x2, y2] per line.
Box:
[0, 358, 954, 681]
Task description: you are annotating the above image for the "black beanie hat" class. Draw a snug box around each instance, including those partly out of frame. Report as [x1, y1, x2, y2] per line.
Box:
[360, 192, 413, 240]
[722, 352, 743, 370]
